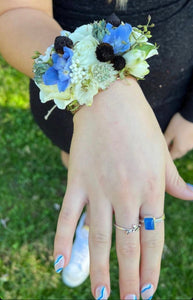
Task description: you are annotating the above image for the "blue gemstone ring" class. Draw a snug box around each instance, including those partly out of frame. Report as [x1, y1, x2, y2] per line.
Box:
[114, 223, 141, 234]
[140, 213, 165, 230]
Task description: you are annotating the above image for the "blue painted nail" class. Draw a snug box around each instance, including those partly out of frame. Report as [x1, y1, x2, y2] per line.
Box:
[54, 255, 65, 273]
[141, 284, 154, 300]
[95, 286, 108, 300]
[187, 183, 193, 191]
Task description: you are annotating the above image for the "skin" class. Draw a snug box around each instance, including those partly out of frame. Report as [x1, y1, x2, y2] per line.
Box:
[61, 112, 193, 236]
[1, 1, 193, 298]
[62, 113, 193, 167]
[55, 78, 193, 299]
[0, 0, 62, 78]
[164, 113, 193, 160]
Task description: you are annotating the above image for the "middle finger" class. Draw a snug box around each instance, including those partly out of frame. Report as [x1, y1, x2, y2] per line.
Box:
[115, 203, 140, 300]
[89, 195, 113, 300]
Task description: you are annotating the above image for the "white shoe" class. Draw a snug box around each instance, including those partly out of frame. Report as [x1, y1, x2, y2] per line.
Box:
[62, 212, 90, 287]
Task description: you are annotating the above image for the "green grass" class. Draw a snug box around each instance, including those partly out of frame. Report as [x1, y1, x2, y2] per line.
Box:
[0, 54, 193, 299]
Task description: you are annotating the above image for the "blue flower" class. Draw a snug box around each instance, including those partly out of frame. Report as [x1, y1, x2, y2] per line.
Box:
[103, 22, 132, 54]
[43, 46, 73, 92]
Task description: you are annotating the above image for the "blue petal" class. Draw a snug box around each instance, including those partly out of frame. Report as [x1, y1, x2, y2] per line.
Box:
[52, 53, 60, 64]
[102, 33, 111, 44]
[63, 46, 73, 61]
[43, 67, 58, 85]
[58, 69, 70, 82]
[103, 22, 132, 54]
[57, 78, 70, 92]
[53, 56, 66, 70]
[106, 22, 113, 31]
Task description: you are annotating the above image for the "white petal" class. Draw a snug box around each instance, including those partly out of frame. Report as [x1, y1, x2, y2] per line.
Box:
[69, 24, 93, 43]
[146, 48, 159, 59]
[60, 30, 71, 37]
[129, 28, 148, 46]
[54, 98, 72, 110]
[123, 49, 146, 66]
[129, 61, 150, 79]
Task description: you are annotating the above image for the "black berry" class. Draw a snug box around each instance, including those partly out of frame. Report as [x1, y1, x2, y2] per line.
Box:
[54, 36, 73, 54]
[112, 55, 126, 71]
[106, 13, 121, 27]
[96, 43, 114, 62]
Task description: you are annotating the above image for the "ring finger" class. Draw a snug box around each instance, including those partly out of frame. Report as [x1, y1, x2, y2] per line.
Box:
[140, 194, 165, 300]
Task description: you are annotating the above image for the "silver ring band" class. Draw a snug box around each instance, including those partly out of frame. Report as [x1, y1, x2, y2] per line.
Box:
[114, 223, 141, 234]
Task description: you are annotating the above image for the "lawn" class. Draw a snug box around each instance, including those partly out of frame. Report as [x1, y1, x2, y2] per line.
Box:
[0, 54, 193, 300]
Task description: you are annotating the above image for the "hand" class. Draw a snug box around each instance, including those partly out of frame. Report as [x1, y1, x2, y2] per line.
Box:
[54, 79, 193, 299]
[164, 112, 193, 160]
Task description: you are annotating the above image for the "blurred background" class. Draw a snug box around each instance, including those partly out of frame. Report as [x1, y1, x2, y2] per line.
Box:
[0, 54, 193, 299]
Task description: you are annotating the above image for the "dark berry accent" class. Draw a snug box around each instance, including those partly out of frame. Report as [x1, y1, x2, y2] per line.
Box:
[112, 56, 126, 71]
[96, 43, 114, 62]
[54, 36, 73, 54]
[106, 13, 121, 27]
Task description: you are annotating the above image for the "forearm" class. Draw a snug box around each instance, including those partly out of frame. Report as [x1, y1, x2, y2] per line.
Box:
[0, 8, 62, 78]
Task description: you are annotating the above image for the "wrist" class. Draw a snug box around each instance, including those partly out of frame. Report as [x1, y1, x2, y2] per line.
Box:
[73, 76, 143, 125]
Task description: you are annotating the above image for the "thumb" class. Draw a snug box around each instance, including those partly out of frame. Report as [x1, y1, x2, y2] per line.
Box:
[164, 123, 175, 147]
[165, 147, 193, 201]
[169, 141, 181, 160]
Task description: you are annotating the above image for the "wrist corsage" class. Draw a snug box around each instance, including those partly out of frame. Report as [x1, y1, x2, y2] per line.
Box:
[33, 15, 158, 115]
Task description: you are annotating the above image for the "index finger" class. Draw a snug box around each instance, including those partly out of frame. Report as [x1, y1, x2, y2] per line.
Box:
[54, 185, 86, 273]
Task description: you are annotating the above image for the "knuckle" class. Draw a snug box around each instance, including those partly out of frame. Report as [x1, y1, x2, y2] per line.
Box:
[90, 266, 109, 278]
[90, 231, 109, 247]
[143, 175, 163, 202]
[144, 267, 160, 280]
[146, 175, 159, 193]
[177, 145, 187, 154]
[117, 241, 139, 257]
[120, 277, 138, 288]
[170, 170, 184, 188]
[59, 206, 74, 226]
[142, 238, 164, 250]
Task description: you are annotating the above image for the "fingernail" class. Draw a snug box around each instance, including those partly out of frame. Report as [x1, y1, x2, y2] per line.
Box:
[125, 294, 137, 300]
[141, 284, 154, 300]
[187, 183, 193, 191]
[54, 254, 65, 273]
[95, 286, 108, 300]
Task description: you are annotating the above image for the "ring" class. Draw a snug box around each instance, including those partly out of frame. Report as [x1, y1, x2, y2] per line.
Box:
[140, 213, 165, 230]
[114, 223, 141, 234]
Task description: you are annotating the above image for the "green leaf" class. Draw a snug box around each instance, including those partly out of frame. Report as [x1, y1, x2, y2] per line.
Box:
[135, 43, 156, 56]
[32, 51, 42, 59]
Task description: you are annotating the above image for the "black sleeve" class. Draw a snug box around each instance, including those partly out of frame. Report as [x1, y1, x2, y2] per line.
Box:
[180, 73, 193, 122]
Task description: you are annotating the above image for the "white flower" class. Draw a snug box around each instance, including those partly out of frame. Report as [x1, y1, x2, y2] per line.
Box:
[127, 61, 150, 79]
[123, 49, 150, 79]
[37, 83, 73, 109]
[73, 35, 99, 67]
[53, 99, 72, 109]
[92, 62, 118, 90]
[70, 58, 89, 84]
[36, 45, 54, 63]
[60, 30, 71, 37]
[123, 49, 146, 65]
[69, 24, 93, 43]
[129, 27, 148, 46]
[133, 42, 158, 59]
[74, 81, 98, 106]
[144, 43, 158, 59]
